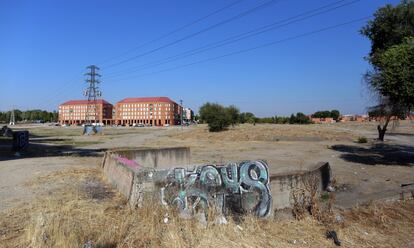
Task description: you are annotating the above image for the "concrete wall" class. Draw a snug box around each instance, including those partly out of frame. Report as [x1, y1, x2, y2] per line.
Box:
[102, 153, 135, 199]
[102, 147, 191, 200]
[269, 162, 331, 210]
[106, 147, 190, 169]
[102, 148, 330, 212]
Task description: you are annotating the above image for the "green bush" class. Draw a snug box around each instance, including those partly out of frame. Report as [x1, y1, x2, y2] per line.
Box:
[199, 103, 231, 132]
[357, 136, 368, 143]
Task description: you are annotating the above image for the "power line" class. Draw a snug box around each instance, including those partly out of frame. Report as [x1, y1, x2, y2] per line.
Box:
[103, 0, 279, 69]
[39, 1, 244, 110]
[98, 0, 244, 66]
[107, 16, 370, 82]
[38, 69, 86, 110]
[104, 0, 360, 79]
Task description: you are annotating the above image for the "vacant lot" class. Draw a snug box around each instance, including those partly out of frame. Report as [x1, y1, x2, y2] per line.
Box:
[0, 121, 413, 247]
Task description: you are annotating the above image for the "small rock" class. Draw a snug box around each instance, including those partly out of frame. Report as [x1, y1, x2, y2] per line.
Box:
[289, 240, 297, 245]
[335, 214, 344, 224]
[163, 217, 169, 224]
[83, 240, 93, 248]
[327, 185, 335, 192]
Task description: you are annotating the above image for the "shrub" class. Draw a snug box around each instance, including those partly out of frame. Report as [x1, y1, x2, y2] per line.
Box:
[357, 136, 368, 143]
[199, 103, 231, 132]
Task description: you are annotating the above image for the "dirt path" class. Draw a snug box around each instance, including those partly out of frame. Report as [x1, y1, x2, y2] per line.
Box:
[0, 156, 100, 213]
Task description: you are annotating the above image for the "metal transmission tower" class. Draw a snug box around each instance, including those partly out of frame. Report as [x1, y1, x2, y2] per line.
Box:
[9, 109, 15, 125]
[180, 99, 183, 129]
[83, 65, 102, 125]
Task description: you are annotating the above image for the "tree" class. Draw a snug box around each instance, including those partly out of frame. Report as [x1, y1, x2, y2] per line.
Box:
[295, 112, 311, 124]
[226, 105, 240, 127]
[289, 114, 296, 124]
[360, 1, 414, 66]
[361, 1, 414, 140]
[239, 112, 255, 124]
[312, 111, 331, 118]
[330, 110, 340, 121]
[199, 103, 231, 132]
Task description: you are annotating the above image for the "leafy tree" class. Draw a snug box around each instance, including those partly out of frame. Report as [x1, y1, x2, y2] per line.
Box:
[289, 114, 296, 124]
[199, 103, 231, 132]
[330, 110, 340, 121]
[360, 0, 414, 66]
[226, 105, 240, 127]
[295, 112, 311, 124]
[239, 112, 255, 124]
[361, 1, 414, 140]
[312, 110, 341, 120]
[0, 109, 59, 123]
[276, 116, 289, 124]
[312, 111, 331, 118]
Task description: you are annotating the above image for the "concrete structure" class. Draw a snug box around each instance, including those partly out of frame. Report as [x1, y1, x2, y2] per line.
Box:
[58, 99, 113, 125]
[101, 147, 191, 199]
[115, 97, 180, 126]
[101, 147, 331, 215]
[183, 107, 194, 122]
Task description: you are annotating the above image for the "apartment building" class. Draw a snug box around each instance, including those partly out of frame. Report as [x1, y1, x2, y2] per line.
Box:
[58, 99, 113, 125]
[115, 97, 180, 126]
[183, 107, 194, 122]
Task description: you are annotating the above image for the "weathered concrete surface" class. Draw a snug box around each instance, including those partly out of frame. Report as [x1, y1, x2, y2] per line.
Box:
[102, 147, 331, 213]
[102, 154, 135, 199]
[104, 147, 191, 169]
[269, 162, 331, 210]
[102, 147, 191, 200]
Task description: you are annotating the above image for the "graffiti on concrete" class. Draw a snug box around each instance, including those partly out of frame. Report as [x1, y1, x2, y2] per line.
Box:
[116, 156, 141, 170]
[158, 160, 272, 218]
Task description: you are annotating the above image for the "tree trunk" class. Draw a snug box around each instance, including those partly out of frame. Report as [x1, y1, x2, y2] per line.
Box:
[377, 116, 391, 141]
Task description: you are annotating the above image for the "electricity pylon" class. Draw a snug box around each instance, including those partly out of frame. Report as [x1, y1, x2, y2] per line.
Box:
[9, 109, 15, 125]
[83, 65, 102, 125]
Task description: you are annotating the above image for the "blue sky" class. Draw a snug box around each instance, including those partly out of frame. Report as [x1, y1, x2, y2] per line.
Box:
[0, 0, 399, 116]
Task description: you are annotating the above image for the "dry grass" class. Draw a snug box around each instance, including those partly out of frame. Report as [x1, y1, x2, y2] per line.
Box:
[1, 167, 414, 248]
[167, 124, 359, 143]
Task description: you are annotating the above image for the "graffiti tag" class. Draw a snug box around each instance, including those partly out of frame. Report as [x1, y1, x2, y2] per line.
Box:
[160, 160, 272, 218]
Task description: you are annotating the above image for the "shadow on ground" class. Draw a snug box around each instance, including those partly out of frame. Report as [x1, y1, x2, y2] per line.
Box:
[331, 143, 414, 166]
[0, 141, 105, 161]
[387, 132, 414, 137]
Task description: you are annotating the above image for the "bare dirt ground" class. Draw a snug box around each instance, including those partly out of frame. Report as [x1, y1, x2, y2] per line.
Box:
[0, 121, 413, 247]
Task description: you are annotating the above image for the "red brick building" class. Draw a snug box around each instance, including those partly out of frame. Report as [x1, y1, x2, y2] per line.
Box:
[311, 117, 335, 124]
[115, 97, 180, 126]
[58, 99, 113, 125]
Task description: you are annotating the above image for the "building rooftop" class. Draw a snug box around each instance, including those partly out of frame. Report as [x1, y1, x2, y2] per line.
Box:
[60, 99, 112, 105]
[118, 97, 176, 104]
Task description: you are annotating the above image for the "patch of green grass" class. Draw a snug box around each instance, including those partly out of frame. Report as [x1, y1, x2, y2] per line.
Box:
[320, 192, 330, 202]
